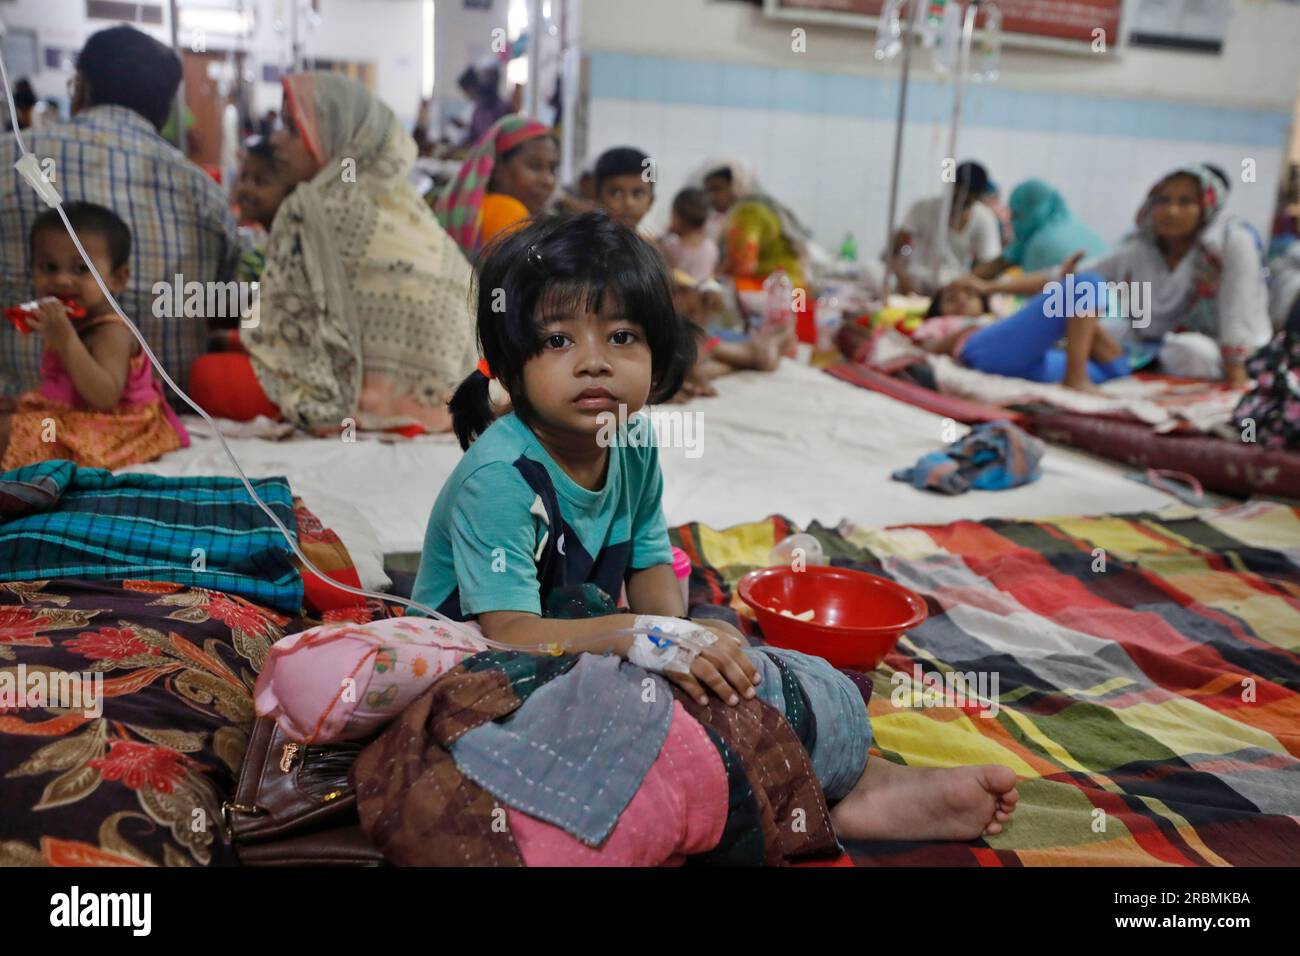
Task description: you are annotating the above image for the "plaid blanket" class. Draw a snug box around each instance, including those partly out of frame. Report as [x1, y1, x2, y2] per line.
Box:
[0, 461, 302, 613]
[669, 500, 1300, 866]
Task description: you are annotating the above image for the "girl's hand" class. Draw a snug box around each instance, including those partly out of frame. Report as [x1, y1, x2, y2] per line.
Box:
[24, 298, 77, 350]
[664, 617, 761, 707]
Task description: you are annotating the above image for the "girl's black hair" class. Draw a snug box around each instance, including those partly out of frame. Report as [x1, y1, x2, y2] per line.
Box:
[925, 282, 991, 319]
[450, 211, 697, 450]
[31, 201, 131, 271]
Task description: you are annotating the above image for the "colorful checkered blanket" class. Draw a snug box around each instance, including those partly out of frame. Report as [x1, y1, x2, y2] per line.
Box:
[669, 500, 1300, 866]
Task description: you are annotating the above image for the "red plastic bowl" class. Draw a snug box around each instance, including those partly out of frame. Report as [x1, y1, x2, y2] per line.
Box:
[736, 565, 928, 670]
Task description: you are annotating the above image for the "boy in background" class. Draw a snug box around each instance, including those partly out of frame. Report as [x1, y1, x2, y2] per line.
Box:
[594, 146, 655, 237]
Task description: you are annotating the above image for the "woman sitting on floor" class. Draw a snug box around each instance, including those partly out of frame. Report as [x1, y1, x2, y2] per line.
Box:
[703, 158, 812, 291]
[437, 114, 559, 259]
[188, 72, 478, 431]
[958, 163, 1272, 387]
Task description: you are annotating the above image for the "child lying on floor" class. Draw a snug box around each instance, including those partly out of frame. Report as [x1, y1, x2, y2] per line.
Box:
[417, 211, 1020, 841]
[1, 203, 188, 470]
[921, 267, 1131, 393]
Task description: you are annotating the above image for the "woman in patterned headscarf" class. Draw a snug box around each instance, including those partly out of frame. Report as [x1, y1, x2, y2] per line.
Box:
[691, 156, 812, 289]
[437, 114, 558, 258]
[191, 71, 479, 432]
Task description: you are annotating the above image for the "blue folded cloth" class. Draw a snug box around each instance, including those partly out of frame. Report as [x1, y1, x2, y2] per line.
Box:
[0, 460, 303, 611]
[892, 420, 1044, 495]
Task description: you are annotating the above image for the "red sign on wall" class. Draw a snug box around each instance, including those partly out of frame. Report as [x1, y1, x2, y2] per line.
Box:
[771, 0, 1124, 48]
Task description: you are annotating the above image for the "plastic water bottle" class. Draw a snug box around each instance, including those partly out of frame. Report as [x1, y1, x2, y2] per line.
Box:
[839, 232, 858, 264]
[815, 290, 844, 354]
[923, 0, 947, 46]
[930, 0, 962, 73]
[760, 269, 795, 336]
[768, 533, 826, 570]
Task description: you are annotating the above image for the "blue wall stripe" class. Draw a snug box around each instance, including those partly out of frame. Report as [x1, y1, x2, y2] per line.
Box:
[589, 51, 1291, 148]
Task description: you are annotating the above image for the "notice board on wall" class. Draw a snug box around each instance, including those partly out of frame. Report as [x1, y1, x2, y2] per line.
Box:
[764, 0, 1127, 53]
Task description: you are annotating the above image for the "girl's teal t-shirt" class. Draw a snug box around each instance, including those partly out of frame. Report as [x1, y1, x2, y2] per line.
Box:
[411, 411, 673, 620]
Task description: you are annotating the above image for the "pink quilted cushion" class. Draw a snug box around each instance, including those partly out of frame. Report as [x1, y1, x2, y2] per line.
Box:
[255, 617, 487, 743]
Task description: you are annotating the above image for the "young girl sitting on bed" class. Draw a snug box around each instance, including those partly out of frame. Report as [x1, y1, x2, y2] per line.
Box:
[1, 203, 188, 470]
[920, 264, 1130, 393]
[413, 210, 1020, 841]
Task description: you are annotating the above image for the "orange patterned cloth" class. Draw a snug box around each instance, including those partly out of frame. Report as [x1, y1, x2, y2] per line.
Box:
[1, 373, 182, 470]
[2, 312, 187, 470]
[1, 345, 183, 471]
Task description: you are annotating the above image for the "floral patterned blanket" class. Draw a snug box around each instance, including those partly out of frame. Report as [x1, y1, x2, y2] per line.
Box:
[0, 579, 301, 867]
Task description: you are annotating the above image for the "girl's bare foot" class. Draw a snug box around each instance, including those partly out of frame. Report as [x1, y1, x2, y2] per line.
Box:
[829, 757, 1020, 842]
[747, 324, 791, 371]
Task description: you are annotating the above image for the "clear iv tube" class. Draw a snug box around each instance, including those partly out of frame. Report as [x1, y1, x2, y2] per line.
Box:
[0, 43, 684, 657]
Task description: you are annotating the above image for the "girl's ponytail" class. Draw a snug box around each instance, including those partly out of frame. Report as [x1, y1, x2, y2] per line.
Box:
[449, 368, 495, 451]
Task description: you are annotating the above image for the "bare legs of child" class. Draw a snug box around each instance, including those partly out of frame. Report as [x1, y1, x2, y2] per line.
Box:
[830, 757, 1021, 841]
[710, 319, 796, 374]
[669, 322, 797, 402]
[1062, 312, 1124, 394]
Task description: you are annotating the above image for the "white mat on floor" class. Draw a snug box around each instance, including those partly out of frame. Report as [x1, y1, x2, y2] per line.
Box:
[125, 360, 1175, 553]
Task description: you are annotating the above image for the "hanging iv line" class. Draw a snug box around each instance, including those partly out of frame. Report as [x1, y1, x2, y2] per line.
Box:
[0, 37, 707, 661]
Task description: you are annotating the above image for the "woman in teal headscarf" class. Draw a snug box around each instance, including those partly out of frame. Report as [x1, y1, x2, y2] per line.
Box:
[972, 179, 1106, 278]
[1004, 180, 1107, 272]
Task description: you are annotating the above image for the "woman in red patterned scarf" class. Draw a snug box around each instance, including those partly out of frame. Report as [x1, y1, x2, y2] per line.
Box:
[436, 115, 558, 259]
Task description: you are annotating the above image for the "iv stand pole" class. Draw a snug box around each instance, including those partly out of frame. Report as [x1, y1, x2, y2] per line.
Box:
[168, 0, 185, 151]
[931, 0, 981, 283]
[881, 0, 926, 297]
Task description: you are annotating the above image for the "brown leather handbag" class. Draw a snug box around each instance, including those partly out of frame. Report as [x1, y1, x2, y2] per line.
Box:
[223, 717, 385, 866]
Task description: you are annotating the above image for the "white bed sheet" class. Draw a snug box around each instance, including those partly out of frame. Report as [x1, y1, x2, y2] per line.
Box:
[126, 360, 1174, 554]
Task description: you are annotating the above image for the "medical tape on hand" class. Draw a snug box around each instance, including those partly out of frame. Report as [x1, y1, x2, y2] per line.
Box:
[627, 615, 717, 675]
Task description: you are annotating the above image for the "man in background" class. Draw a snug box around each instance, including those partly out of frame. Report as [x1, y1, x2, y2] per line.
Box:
[0, 25, 238, 399]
